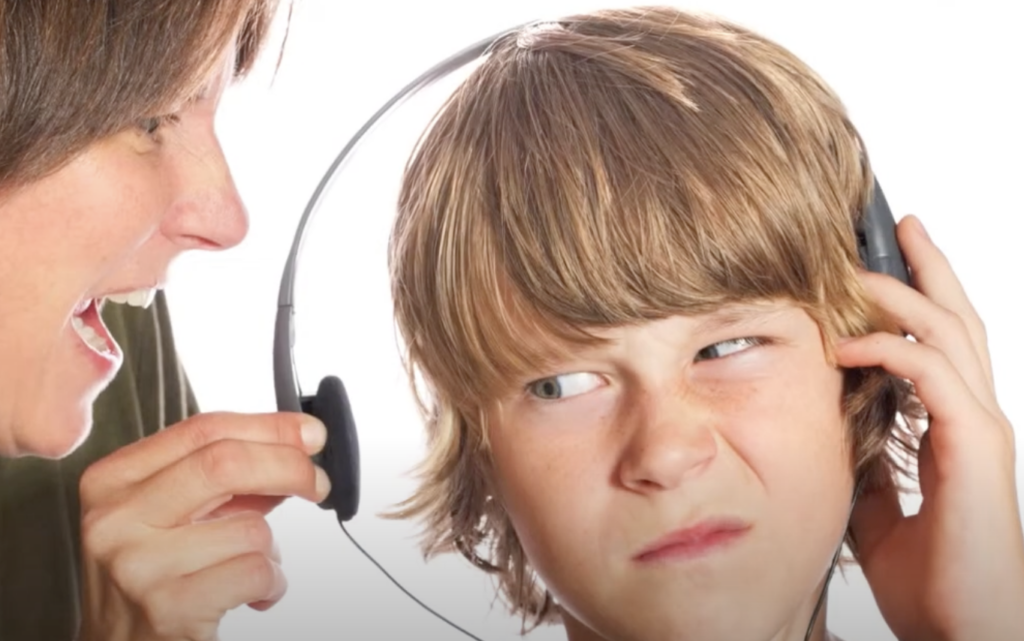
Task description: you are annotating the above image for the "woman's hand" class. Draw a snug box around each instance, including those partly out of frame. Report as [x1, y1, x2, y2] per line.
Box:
[838, 215, 1024, 641]
[77, 411, 331, 641]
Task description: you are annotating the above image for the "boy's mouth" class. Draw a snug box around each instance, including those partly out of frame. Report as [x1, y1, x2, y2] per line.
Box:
[634, 517, 752, 563]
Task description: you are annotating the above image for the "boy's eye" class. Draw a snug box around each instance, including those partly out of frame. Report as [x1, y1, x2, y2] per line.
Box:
[695, 337, 766, 362]
[527, 372, 603, 400]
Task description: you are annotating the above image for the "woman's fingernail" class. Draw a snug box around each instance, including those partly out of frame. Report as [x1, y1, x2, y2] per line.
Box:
[914, 216, 931, 241]
[314, 465, 332, 501]
[301, 416, 327, 452]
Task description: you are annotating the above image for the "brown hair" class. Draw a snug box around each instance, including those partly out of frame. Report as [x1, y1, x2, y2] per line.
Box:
[0, 0, 286, 189]
[388, 6, 923, 629]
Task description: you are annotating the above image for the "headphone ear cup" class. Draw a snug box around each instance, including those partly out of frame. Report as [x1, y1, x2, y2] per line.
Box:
[307, 376, 360, 521]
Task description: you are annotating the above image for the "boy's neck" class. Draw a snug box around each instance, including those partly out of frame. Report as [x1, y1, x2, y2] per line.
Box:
[560, 605, 842, 641]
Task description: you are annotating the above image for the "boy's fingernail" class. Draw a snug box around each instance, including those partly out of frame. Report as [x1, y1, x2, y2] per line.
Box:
[314, 465, 332, 501]
[300, 416, 327, 451]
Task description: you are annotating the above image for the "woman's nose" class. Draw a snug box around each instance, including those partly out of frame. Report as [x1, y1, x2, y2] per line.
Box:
[161, 135, 249, 251]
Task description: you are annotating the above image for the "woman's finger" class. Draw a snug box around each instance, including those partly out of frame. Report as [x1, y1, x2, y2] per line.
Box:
[202, 494, 288, 521]
[141, 552, 287, 640]
[115, 439, 330, 529]
[105, 511, 279, 594]
[79, 411, 327, 505]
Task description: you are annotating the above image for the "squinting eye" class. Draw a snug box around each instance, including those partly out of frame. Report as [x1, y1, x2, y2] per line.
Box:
[136, 114, 180, 137]
[695, 337, 766, 362]
[138, 117, 163, 135]
[527, 372, 603, 400]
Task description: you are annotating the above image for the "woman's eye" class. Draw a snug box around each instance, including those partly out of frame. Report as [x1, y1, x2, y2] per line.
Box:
[527, 372, 603, 400]
[136, 114, 180, 137]
[695, 337, 766, 362]
[138, 117, 163, 135]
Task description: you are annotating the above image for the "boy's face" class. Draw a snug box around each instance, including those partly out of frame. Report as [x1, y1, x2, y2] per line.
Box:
[487, 300, 855, 640]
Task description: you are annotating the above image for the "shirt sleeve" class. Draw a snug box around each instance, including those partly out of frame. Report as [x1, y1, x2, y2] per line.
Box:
[0, 290, 199, 641]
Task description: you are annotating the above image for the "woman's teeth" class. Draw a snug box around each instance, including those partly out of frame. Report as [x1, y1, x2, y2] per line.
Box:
[71, 314, 111, 354]
[70, 288, 154, 355]
[105, 288, 156, 308]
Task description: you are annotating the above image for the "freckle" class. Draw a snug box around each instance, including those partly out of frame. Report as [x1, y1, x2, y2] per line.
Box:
[683, 378, 758, 406]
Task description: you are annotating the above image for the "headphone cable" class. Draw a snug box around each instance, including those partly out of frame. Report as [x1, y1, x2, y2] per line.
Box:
[803, 478, 865, 641]
[341, 485, 857, 641]
[340, 522, 487, 640]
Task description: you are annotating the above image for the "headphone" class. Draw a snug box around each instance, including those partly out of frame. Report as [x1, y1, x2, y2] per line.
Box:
[273, 19, 910, 641]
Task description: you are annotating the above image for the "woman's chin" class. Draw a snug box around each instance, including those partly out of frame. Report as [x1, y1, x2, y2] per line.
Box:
[12, 388, 103, 459]
[6, 333, 123, 459]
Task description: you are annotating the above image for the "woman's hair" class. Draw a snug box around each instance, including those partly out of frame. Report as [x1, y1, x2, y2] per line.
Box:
[0, 0, 285, 188]
[387, 6, 923, 628]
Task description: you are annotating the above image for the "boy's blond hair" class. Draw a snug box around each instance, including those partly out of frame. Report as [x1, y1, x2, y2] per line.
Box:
[387, 6, 922, 627]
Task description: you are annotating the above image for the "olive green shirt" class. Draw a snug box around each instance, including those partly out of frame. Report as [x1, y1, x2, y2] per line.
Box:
[0, 291, 199, 641]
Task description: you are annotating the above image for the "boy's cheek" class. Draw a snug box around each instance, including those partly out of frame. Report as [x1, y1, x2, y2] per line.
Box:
[491, 443, 597, 528]
[490, 441, 608, 556]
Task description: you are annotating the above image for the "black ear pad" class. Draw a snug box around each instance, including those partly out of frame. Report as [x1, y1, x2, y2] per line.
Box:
[856, 179, 911, 286]
[302, 376, 360, 521]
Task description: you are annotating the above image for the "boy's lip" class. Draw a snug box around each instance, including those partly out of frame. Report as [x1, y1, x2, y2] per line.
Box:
[633, 517, 752, 562]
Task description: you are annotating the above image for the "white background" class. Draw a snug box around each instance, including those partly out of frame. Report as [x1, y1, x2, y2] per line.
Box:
[165, 1, 1023, 639]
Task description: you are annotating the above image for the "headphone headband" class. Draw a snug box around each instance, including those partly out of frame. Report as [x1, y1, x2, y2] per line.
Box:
[273, 25, 526, 413]
[272, 18, 908, 516]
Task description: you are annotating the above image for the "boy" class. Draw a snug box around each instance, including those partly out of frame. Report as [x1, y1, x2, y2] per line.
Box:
[387, 7, 1024, 640]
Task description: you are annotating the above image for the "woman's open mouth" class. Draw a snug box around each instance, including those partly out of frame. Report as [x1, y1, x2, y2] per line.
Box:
[71, 298, 115, 355]
[69, 288, 155, 359]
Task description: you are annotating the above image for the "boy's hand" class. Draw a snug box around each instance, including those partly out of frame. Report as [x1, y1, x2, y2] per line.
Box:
[836, 215, 1024, 641]
[77, 411, 331, 641]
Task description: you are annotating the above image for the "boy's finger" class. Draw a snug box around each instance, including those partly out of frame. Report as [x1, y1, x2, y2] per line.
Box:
[857, 269, 997, 414]
[836, 333, 982, 436]
[896, 215, 994, 388]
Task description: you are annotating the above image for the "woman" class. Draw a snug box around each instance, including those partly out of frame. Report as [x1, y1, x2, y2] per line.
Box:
[0, 2, 330, 640]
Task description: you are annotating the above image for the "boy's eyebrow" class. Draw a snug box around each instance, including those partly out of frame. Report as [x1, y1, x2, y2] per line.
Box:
[691, 304, 787, 333]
